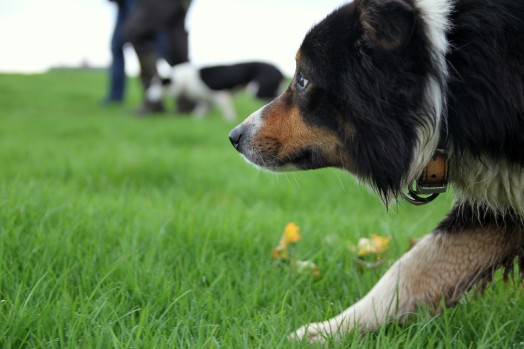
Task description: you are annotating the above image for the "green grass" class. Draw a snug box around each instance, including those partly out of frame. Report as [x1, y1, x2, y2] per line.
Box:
[0, 70, 523, 348]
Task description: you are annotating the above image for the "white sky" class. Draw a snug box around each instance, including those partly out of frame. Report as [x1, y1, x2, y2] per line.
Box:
[0, 0, 348, 77]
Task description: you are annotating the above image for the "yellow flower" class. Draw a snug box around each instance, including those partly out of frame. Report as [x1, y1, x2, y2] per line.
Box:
[357, 234, 392, 257]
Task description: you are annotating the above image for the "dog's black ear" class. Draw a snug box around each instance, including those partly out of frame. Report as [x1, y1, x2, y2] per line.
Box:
[359, 0, 415, 51]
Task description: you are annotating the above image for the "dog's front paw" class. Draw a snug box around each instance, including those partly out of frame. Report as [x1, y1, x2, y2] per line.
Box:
[289, 322, 331, 344]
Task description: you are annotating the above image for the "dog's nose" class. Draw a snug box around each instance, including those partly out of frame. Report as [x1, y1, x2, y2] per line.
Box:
[228, 124, 245, 151]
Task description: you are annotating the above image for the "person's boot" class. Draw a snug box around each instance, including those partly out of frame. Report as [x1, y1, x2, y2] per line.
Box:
[135, 52, 165, 116]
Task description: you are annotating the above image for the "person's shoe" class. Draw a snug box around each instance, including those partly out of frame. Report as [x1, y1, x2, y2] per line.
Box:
[134, 101, 166, 116]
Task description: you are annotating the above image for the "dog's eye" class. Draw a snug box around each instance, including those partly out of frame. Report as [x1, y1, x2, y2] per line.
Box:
[296, 73, 309, 91]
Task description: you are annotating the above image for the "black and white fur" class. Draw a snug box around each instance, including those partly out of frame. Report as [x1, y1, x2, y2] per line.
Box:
[229, 0, 524, 342]
[147, 62, 284, 121]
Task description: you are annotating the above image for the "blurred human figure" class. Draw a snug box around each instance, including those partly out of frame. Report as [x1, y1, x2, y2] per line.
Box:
[101, 0, 134, 105]
[124, 0, 193, 115]
[101, 0, 170, 106]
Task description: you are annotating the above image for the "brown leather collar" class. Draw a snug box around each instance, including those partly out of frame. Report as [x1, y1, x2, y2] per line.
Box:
[401, 148, 449, 206]
[418, 149, 448, 192]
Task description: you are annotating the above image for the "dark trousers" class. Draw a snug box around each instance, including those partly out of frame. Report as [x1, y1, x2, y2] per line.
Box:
[105, 0, 134, 102]
[123, 0, 189, 91]
[105, 0, 171, 103]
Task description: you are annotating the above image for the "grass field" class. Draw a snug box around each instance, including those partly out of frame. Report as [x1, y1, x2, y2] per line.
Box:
[0, 70, 523, 348]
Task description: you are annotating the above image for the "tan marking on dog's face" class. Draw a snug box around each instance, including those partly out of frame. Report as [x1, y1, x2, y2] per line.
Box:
[243, 89, 351, 171]
[232, 48, 355, 172]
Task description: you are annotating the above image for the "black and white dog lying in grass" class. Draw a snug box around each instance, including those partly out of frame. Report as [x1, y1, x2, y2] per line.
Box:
[229, 0, 524, 343]
[147, 62, 284, 121]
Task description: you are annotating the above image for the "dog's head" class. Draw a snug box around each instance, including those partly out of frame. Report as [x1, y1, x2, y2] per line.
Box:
[146, 75, 175, 102]
[229, 0, 447, 201]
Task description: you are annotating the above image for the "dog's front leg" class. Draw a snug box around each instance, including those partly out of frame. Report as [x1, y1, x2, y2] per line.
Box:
[213, 92, 236, 121]
[292, 205, 522, 343]
[193, 102, 210, 119]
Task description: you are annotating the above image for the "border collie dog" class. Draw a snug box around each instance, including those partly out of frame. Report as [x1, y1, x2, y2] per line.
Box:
[147, 62, 283, 121]
[229, 0, 524, 343]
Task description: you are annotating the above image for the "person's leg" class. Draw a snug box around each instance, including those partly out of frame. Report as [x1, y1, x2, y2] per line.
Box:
[103, 1, 129, 104]
[124, 5, 158, 90]
[123, 0, 171, 114]
[155, 31, 170, 63]
[164, 8, 189, 66]
[164, 7, 196, 113]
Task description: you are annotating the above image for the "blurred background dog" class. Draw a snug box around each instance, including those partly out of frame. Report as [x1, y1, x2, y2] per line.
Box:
[147, 61, 284, 121]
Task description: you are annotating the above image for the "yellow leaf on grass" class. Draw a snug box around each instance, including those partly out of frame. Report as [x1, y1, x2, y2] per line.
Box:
[272, 246, 289, 260]
[272, 222, 302, 260]
[283, 222, 301, 244]
[357, 234, 392, 257]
